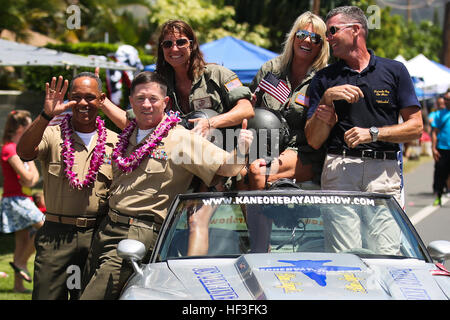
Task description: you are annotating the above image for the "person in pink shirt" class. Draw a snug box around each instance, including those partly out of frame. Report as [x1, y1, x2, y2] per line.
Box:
[1, 110, 44, 293]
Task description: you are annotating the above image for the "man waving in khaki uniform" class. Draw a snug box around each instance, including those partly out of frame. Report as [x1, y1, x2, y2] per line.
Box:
[17, 72, 118, 299]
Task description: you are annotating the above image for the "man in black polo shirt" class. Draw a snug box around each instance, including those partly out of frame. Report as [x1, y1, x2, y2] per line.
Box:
[305, 6, 422, 254]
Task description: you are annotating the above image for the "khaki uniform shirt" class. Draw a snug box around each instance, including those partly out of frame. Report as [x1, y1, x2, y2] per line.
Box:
[250, 56, 325, 183]
[108, 122, 230, 220]
[37, 125, 118, 217]
[166, 64, 252, 115]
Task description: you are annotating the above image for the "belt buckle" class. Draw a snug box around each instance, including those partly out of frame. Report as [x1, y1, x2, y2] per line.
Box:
[375, 151, 386, 160]
[361, 150, 373, 159]
[76, 217, 88, 228]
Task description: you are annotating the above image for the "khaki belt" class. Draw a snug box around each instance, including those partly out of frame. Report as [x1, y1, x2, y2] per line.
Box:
[45, 213, 97, 228]
[108, 210, 136, 225]
[108, 209, 161, 232]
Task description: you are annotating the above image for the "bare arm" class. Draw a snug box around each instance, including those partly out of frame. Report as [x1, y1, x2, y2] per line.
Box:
[431, 127, 440, 162]
[344, 106, 423, 148]
[215, 119, 253, 177]
[382, 106, 423, 142]
[305, 104, 337, 150]
[305, 84, 362, 149]
[100, 96, 129, 130]
[187, 205, 217, 256]
[190, 99, 254, 137]
[209, 99, 254, 129]
[8, 156, 39, 187]
[94, 67, 129, 130]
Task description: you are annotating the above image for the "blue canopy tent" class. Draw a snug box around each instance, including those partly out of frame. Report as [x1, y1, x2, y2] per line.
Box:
[144, 36, 278, 83]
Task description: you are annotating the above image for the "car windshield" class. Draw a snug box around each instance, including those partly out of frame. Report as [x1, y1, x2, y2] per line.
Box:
[156, 191, 428, 261]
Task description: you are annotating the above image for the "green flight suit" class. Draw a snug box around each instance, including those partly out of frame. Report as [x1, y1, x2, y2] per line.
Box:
[250, 56, 325, 184]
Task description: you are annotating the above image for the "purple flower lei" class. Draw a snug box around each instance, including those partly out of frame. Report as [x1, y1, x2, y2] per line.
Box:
[112, 111, 181, 173]
[60, 114, 107, 189]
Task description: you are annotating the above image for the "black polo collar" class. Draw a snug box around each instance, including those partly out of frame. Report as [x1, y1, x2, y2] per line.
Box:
[339, 49, 377, 75]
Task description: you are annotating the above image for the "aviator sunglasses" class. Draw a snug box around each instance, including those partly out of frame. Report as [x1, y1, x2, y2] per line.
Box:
[325, 23, 358, 37]
[295, 30, 322, 45]
[161, 38, 192, 49]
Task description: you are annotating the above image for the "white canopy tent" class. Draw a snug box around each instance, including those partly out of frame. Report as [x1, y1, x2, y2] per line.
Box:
[0, 39, 136, 71]
[394, 54, 450, 100]
[394, 54, 408, 65]
[394, 55, 428, 100]
[402, 54, 450, 96]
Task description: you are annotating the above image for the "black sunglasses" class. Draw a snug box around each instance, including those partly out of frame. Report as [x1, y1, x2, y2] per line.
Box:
[325, 23, 357, 38]
[161, 38, 192, 49]
[295, 30, 322, 45]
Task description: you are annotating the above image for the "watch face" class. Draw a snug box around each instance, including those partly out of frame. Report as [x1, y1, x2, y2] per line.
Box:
[370, 127, 378, 142]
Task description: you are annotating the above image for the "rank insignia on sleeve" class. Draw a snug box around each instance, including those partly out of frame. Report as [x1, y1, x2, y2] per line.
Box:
[224, 78, 243, 92]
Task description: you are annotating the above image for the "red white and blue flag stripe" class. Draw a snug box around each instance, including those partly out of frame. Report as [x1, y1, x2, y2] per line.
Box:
[256, 72, 290, 104]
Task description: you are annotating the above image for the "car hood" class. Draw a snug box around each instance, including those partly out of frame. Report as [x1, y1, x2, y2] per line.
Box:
[121, 252, 450, 300]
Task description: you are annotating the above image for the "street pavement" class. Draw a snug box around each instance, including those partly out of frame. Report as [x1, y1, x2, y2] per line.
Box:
[403, 157, 450, 268]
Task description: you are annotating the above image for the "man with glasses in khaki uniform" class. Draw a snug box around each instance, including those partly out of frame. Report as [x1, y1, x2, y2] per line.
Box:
[79, 71, 253, 300]
[17, 73, 118, 299]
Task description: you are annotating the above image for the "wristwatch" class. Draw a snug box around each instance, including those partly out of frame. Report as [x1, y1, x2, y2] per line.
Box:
[369, 126, 379, 142]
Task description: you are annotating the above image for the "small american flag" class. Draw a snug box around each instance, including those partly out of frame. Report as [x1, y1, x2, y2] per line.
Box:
[256, 72, 290, 104]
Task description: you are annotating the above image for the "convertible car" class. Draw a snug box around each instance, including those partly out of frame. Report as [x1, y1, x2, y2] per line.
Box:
[118, 187, 450, 300]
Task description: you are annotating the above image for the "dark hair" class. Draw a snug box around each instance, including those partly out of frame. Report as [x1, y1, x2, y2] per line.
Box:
[155, 20, 206, 81]
[69, 72, 103, 92]
[130, 71, 168, 95]
[2, 110, 31, 145]
[326, 6, 369, 39]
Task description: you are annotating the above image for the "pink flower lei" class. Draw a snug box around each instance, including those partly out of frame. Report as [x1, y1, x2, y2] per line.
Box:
[112, 111, 181, 173]
[60, 114, 107, 189]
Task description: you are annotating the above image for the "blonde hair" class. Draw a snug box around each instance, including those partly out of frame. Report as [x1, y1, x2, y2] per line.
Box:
[2, 110, 31, 145]
[279, 11, 329, 72]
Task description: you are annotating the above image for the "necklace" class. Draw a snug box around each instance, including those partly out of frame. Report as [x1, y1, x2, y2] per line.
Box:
[112, 111, 181, 173]
[60, 114, 107, 189]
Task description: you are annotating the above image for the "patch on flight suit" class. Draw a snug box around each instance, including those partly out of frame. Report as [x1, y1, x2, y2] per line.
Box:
[224, 78, 243, 92]
[193, 96, 212, 110]
[294, 92, 309, 107]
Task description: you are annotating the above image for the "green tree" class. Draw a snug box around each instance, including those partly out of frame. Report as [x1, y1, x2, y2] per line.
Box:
[219, 0, 350, 51]
[69, 0, 152, 47]
[0, 0, 66, 41]
[355, 0, 443, 61]
[147, 0, 271, 50]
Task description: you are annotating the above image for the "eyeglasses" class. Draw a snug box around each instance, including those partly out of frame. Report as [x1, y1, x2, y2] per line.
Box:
[71, 94, 98, 103]
[295, 30, 322, 45]
[161, 38, 192, 49]
[325, 23, 358, 38]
